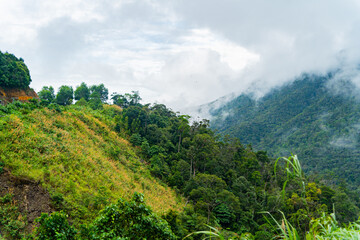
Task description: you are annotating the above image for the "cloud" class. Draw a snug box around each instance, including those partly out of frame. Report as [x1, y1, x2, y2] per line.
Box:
[143, 29, 258, 110]
[173, 0, 360, 96]
[1, 0, 360, 112]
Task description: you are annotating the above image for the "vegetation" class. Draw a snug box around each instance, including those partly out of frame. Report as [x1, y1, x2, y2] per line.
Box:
[0, 51, 31, 89]
[0, 79, 359, 239]
[210, 73, 360, 190]
[35, 211, 77, 240]
[55, 85, 74, 106]
[0, 100, 182, 229]
[0, 194, 26, 239]
[85, 192, 175, 240]
[37, 86, 55, 105]
[32, 192, 175, 240]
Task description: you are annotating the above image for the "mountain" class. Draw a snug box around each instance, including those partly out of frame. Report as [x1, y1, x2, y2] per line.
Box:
[1, 52, 360, 239]
[208, 72, 360, 188]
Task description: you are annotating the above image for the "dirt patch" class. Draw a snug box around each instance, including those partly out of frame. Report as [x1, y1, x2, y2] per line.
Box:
[0, 168, 53, 233]
[0, 86, 38, 105]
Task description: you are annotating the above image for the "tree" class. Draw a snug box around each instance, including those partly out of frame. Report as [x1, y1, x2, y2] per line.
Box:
[186, 173, 239, 223]
[111, 91, 142, 108]
[55, 85, 73, 106]
[111, 93, 129, 108]
[89, 192, 175, 239]
[186, 133, 218, 177]
[90, 84, 108, 103]
[88, 91, 103, 110]
[177, 115, 190, 152]
[74, 82, 90, 101]
[38, 86, 55, 105]
[0, 51, 31, 89]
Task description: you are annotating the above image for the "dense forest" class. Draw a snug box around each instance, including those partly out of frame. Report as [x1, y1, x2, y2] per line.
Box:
[1, 53, 360, 239]
[209, 73, 360, 190]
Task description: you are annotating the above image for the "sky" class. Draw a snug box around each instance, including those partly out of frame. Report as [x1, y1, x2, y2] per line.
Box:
[1, 0, 360, 112]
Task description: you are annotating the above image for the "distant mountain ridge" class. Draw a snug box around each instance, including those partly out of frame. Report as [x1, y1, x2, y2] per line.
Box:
[208, 72, 360, 187]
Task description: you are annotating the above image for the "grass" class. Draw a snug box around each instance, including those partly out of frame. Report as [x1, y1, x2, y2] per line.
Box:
[0, 194, 27, 239]
[0, 105, 184, 225]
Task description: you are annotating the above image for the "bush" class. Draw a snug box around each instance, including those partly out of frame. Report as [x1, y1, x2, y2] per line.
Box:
[34, 212, 77, 240]
[51, 193, 65, 210]
[48, 103, 62, 112]
[88, 192, 176, 240]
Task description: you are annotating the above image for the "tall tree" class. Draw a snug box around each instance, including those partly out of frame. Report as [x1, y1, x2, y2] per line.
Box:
[38, 86, 55, 105]
[90, 84, 108, 103]
[112, 91, 142, 108]
[74, 82, 90, 101]
[56, 85, 73, 106]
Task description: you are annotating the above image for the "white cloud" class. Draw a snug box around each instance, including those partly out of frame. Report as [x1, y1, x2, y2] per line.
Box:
[1, 0, 360, 113]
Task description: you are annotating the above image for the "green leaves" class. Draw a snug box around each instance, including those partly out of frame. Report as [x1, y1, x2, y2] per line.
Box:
[56, 85, 74, 106]
[38, 86, 55, 105]
[274, 155, 305, 199]
[74, 82, 90, 101]
[0, 51, 31, 89]
[88, 192, 176, 240]
[261, 211, 300, 240]
[34, 212, 77, 240]
[0, 194, 26, 239]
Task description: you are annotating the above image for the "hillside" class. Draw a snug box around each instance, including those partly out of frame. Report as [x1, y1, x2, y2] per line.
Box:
[0, 92, 359, 239]
[209, 73, 360, 188]
[0, 102, 183, 228]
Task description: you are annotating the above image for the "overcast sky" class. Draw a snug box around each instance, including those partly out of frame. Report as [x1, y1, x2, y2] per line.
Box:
[1, 0, 360, 112]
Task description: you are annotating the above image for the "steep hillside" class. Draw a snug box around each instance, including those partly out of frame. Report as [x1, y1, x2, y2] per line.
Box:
[0, 103, 183, 226]
[209, 73, 360, 187]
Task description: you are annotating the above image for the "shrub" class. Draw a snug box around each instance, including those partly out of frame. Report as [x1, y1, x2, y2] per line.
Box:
[89, 192, 176, 240]
[34, 212, 77, 240]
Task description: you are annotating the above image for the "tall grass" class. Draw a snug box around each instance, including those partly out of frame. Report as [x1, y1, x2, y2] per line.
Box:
[274, 154, 306, 199]
[262, 211, 300, 240]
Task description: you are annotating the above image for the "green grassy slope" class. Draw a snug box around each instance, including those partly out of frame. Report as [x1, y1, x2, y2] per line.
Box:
[0, 104, 184, 225]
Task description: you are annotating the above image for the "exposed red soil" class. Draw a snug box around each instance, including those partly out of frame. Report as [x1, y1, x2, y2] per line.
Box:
[0, 87, 38, 105]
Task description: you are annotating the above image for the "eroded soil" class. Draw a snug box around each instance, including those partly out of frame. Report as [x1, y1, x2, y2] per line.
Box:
[0, 168, 52, 233]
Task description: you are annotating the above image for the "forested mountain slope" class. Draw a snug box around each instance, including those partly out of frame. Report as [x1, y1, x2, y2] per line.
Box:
[209, 73, 360, 188]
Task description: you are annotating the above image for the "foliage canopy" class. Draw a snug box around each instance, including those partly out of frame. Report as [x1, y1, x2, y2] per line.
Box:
[0, 51, 31, 89]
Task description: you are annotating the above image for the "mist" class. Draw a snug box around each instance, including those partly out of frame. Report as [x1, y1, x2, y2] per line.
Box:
[1, 1, 360, 112]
